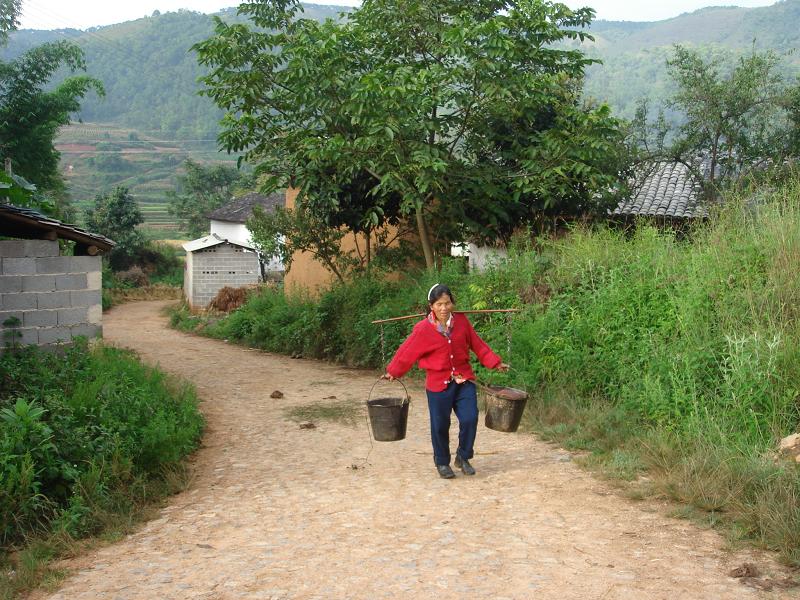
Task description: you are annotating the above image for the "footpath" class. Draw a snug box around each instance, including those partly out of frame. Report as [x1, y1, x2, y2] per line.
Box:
[39, 300, 794, 600]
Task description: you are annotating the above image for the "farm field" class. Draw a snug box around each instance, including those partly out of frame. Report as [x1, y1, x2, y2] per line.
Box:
[57, 122, 235, 234]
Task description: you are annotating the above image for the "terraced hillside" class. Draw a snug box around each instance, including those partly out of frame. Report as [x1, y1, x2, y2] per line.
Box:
[58, 123, 236, 234]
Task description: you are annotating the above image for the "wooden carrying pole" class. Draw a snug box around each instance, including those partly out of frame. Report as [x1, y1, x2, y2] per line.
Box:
[371, 309, 520, 325]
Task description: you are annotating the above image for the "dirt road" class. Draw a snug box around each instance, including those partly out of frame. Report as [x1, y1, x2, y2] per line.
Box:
[44, 301, 792, 599]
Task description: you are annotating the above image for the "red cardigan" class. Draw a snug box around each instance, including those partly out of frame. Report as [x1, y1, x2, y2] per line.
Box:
[386, 313, 502, 392]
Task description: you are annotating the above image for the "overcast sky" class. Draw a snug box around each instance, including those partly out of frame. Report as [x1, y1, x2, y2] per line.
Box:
[18, 0, 780, 31]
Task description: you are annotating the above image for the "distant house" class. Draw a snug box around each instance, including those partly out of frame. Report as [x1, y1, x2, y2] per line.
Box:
[182, 234, 260, 309]
[207, 191, 284, 274]
[612, 161, 709, 221]
[0, 203, 114, 350]
[181, 192, 285, 308]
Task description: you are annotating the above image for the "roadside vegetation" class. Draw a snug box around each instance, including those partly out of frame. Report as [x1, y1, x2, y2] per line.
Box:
[172, 175, 800, 566]
[0, 340, 204, 598]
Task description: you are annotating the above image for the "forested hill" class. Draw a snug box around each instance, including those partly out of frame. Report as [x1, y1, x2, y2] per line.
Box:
[582, 0, 800, 116]
[2, 1, 800, 134]
[0, 4, 349, 139]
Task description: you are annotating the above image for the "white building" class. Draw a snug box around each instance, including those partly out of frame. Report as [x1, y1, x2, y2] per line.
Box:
[207, 192, 284, 274]
[451, 242, 508, 272]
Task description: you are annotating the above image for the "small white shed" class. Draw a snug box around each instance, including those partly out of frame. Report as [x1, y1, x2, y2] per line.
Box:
[182, 234, 260, 309]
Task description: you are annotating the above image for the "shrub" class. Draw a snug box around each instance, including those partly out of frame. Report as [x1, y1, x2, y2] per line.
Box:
[0, 341, 204, 545]
[115, 265, 150, 287]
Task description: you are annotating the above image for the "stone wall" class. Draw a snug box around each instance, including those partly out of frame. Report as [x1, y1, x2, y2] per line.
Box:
[0, 239, 103, 350]
[188, 243, 259, 308]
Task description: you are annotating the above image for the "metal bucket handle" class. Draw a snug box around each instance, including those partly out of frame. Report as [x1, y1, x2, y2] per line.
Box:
[367, 377, 410, 405]
[362, 377, 410, 458]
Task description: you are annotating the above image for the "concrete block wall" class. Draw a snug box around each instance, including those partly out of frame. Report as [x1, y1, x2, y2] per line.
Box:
[189, 243, 259, 307]
[0, 240, 103, 350]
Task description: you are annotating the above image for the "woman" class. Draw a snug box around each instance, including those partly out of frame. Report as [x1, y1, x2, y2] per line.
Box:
[384, 284, 509, 479]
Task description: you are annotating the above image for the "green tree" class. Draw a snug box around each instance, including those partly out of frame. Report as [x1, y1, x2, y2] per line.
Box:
[0, 40, 104, 195]
[0, 0, 21, 45]
[195, 0, 627, 271]
[664, 45, 791, 192]
[84, 187, 144, 270]
[166, 159, 249, 238]
[248, 204, 353, 284]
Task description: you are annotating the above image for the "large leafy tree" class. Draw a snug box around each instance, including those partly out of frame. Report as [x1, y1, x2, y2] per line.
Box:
[195, 0, 627, 270]
[0, 0, 21, 45]
[166, 159, 251, 238]
[0, 41, 104, 196]
[635, 45, 794, 194]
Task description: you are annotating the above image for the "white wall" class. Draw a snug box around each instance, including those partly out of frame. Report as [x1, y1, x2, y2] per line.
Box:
[209, 220, 283, 272]
[449, 242, 508, 272]
[468, 244, 508, 272]
[210, 220, 249, 245]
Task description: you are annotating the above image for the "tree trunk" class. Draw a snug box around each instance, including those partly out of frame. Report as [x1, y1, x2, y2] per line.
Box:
[365, 228, 372, 274]
[415, 204, 435, 270]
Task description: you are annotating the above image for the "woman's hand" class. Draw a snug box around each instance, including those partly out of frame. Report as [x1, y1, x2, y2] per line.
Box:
[382, 373, 396, 381]
[497, 363, 510, 372]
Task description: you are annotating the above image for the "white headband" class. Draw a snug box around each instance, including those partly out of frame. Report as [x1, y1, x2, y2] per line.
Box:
[428, 283, 440, 301]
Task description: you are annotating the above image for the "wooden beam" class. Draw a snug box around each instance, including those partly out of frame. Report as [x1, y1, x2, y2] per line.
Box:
[371, 309, 520, 325]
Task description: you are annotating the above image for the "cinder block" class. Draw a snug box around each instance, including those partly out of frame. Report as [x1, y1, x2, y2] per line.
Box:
[0, 276, 22, 293]
[2, 258, 36, 275]
[86, 270, 102, 291]
[87, 304, 102, 325]
[1, 293, 38, 310]
[18, 327, 39, 346]
[0, 241, 26, 258]
[38, 327, 71, 345]
[23, 310, 58, 328]
[0, 241, 58, 259]
[37, 291, 71, 309]
[56, 273, 87, 291]
[58, 307, 88, 326]
[22, 275, 57, 293]
[0, 311, 24, 326]
[35, 256, 69, 274]
[70, 256, 101, 273]
[70, 290, 102, 308]
[70, 324, 102, 340]
[25, 240, 59, 257]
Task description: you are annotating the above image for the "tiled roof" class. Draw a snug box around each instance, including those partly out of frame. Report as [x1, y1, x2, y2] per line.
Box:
[0, 203, 115, 250]
[612, 162, 708, 219]
[207, 192, 284, 223]
[182, 233, 255, 253]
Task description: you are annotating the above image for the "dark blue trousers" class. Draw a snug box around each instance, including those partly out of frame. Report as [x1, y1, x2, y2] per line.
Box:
[426, 380, 478, 466]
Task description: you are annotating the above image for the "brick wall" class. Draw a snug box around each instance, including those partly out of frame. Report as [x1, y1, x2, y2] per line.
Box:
[0, 240, 103, 350]
[189, 243, 259, 307]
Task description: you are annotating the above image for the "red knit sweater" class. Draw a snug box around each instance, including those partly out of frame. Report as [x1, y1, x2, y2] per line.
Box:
[386, 313, 502, 392]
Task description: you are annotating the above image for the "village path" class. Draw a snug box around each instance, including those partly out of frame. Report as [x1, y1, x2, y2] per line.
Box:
[41, 300, 794, 600]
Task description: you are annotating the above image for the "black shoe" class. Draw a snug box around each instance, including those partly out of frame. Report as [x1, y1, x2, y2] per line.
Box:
[454, 455, 475, 476]
[436, 464, 455, 479]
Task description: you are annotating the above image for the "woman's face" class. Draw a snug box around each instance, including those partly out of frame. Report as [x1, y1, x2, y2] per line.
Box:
[430, 294, 454, 322]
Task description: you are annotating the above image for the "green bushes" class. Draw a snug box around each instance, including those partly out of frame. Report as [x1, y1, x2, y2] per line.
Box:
[0, 341, 204, 546]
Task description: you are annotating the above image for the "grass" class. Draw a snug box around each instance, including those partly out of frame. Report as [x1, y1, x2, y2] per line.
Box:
[0, 342, 204, 598]
[107, 284, 182, 305]
[0, 463, 194, 600]
[284, 400, 363, 427]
